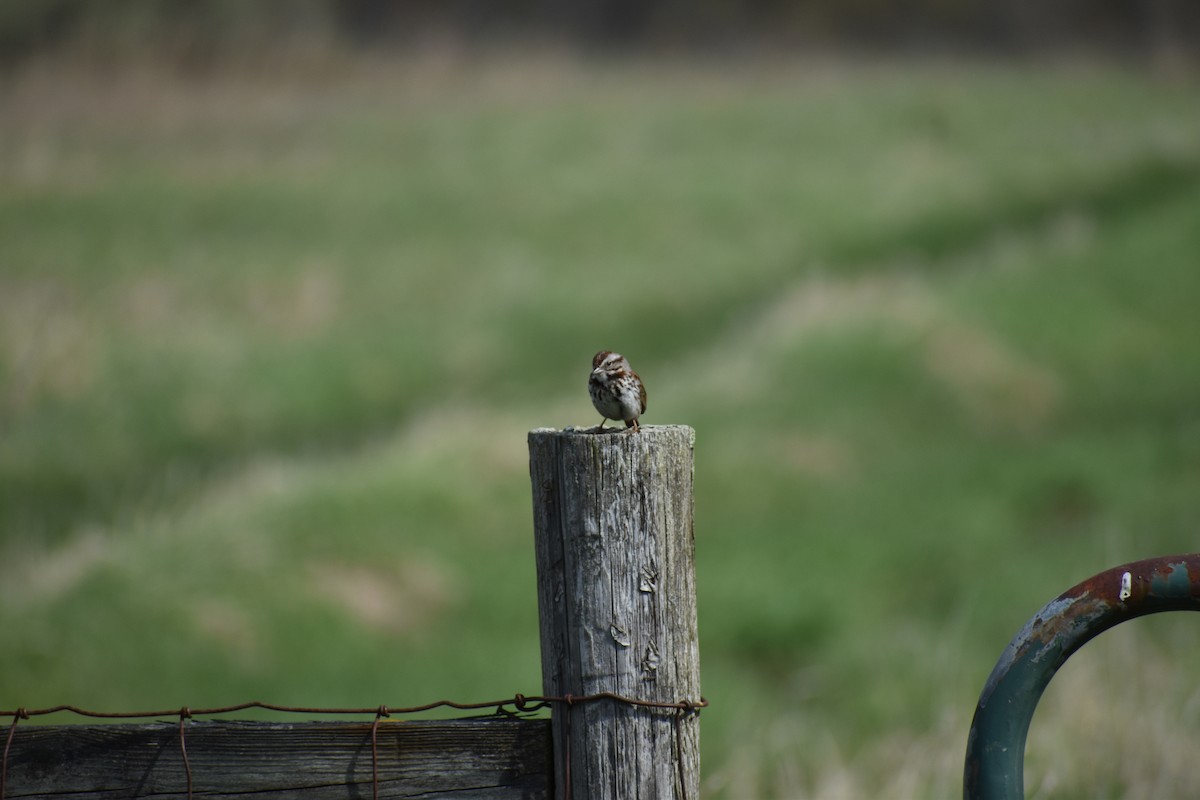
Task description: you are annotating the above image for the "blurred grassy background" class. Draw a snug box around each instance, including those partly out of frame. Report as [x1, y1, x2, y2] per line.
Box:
[2, 13, 1200, 797]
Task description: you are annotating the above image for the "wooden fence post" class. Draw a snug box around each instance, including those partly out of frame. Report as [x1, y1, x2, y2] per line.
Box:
[528, 425, 701, 800]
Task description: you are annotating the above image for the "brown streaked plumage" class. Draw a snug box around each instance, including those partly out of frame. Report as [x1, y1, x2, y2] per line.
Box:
[588, 350, 647, 433]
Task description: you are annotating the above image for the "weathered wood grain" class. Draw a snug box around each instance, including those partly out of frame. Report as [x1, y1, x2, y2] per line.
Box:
[2, 718, 550, 799]
[528, 425, 700, 800]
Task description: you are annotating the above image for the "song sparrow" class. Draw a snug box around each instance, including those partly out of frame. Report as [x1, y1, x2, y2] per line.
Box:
[589, 350, 647, 433]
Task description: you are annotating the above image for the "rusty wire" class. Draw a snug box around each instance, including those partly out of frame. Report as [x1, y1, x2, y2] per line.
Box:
[0, 692, 704, 721]
[371, 705, 389, 800]
[0, 693, 706, 800]
[178, 708, 193, 800]
[1, 709, 27, 800]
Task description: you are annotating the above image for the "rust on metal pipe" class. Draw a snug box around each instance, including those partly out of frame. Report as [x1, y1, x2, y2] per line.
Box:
[964, 553, 1200, 799]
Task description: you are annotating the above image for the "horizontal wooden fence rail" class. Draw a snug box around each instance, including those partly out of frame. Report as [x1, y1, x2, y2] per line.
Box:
[4, 719, 551, 799]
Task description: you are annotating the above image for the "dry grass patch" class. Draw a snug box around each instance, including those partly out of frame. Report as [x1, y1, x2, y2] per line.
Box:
[309, 558, 458, 635]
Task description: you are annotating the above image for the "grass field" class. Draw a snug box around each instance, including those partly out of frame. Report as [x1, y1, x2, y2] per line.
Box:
[2, 54, 1199, 797]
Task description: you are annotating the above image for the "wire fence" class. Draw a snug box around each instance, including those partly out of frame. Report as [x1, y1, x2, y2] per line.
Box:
[1, 692, 708, 800]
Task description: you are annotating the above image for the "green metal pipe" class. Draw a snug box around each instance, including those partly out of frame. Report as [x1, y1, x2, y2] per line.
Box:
[964, 554, 1200, 799]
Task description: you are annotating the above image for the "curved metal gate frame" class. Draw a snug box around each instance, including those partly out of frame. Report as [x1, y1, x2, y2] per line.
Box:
[964, 554, 1200, 799]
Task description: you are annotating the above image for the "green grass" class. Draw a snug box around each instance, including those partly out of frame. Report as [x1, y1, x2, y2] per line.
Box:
[2, 55, 1199, 797]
